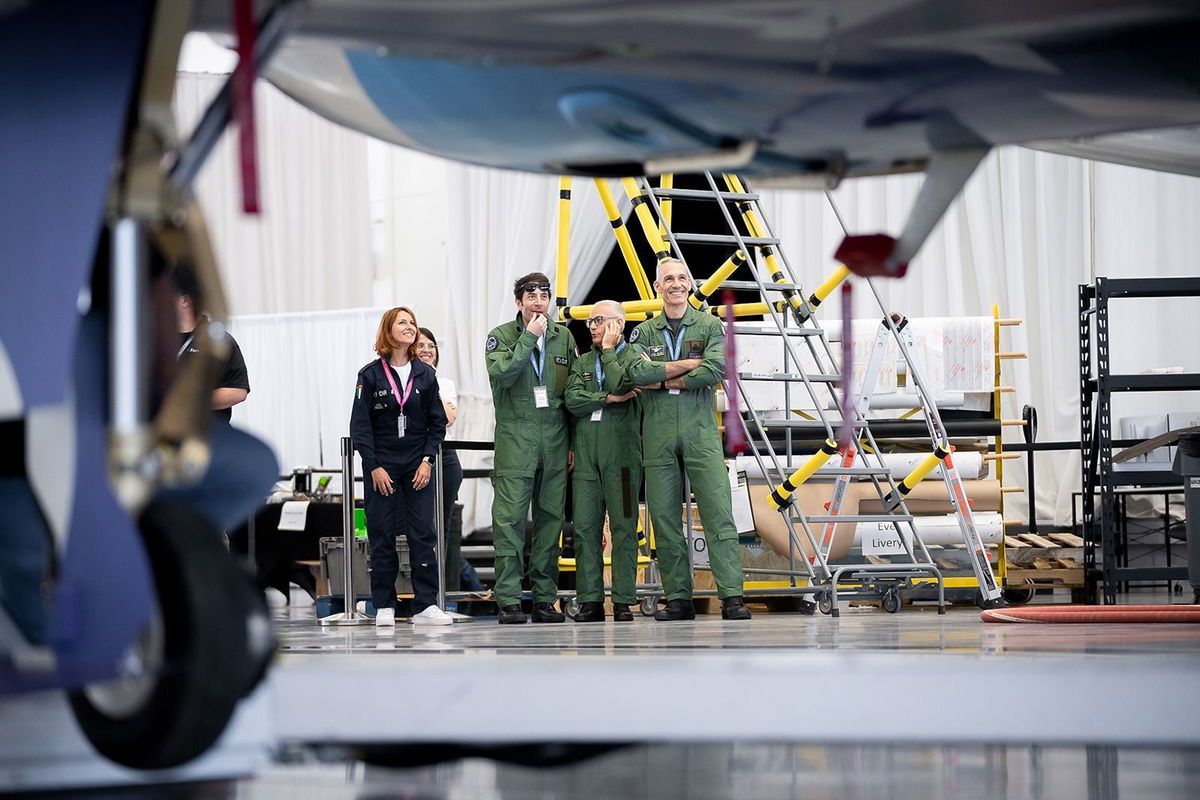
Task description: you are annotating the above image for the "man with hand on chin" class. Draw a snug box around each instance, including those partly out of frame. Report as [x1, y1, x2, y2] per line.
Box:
[485, 272, 577, 624]
[627, 259, 751, 622]
[564, 301, 643, 622]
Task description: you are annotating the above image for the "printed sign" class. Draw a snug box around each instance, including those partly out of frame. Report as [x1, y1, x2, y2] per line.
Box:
[860, 522, 912, 556]
[278, 500, 311, 531]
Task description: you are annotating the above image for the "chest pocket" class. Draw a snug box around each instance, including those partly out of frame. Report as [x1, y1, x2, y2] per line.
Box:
[552, 354, 570, 394]
[685, 339, 705, 359]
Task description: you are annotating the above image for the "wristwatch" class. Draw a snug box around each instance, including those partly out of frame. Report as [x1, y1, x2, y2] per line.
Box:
[421, 455, 434, 465]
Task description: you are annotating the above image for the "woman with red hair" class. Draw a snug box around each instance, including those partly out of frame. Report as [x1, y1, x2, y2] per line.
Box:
[350, 307, 450, 626]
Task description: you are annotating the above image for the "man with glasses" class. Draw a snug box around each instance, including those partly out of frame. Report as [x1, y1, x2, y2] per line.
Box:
[564, 301, 644, 622]
[627, 258, 752, 621]
[485, 272, 577, 624]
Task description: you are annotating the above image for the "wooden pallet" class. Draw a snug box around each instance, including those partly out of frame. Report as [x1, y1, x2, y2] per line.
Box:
[1004, 533, 1085, 590]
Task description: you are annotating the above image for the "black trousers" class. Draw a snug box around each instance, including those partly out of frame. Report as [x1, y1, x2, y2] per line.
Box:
[441, 448, 464, 592]
[363, 461, 438, 613]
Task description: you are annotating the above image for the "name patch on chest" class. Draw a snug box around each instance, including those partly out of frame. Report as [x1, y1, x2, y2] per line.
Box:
[554, 355, 569, 366]
[648, 345, 666, 358]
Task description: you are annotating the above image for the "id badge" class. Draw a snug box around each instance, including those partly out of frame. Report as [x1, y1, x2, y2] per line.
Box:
[397, 413, 407, 438]
[668, 388, 681, 395]
[590, 408, 603, 422]
[533, 386, 549, 408]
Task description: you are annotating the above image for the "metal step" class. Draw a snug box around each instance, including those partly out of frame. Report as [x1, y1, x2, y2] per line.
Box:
[802, 514, 915, 523]
[652, 187, 759, 201]
[673, 232, 780, 246]
[472, 567, 495, 581]
[462, 545, 495, 558]
[738, 372, 840, 382]
[755, 419, 828, 430]
[817, 467, 894, 476]
[719, 280, 804, 291]
[729, 325, 825, 337]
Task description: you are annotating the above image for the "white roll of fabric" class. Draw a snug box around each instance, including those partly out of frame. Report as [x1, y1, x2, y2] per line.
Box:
[852, 512, 1003, 547]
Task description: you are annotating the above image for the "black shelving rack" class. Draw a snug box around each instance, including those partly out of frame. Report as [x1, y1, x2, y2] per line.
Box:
[1079, 276, 1200, 603]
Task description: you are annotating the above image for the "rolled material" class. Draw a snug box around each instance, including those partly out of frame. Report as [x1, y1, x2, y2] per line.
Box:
[749, 481, 1001, 560]
[851, 512, 1003, 547]
[859, 479, 1000, 514]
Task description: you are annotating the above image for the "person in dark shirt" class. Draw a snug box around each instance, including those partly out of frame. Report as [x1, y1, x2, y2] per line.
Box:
[350, 307, 451, 626]
[173, 268, 250, 423]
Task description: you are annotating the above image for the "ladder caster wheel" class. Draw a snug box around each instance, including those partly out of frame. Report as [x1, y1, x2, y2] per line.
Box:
[563, 596, 580, 619]
[978, 595, 1006, 611]
[798, 599, 817, 616]
[882, 589, 901, 614]
[817, 592, 833, 616]
[1003, 579, 1036, 606]
[639, 596, 658, 617]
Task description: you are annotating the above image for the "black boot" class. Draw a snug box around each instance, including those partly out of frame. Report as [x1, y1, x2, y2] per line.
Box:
[572, 601, 604, 622]
[654, 598, 696, 621]
[721, 596, 752, 620]
[532, 602, 566, 623]
[612, 603, 634, 622]
[498, 604, 527, 624]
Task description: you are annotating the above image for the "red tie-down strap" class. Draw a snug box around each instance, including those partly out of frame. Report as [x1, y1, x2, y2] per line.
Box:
[233, 0, 260, 214]
[722, 290, 747, 455]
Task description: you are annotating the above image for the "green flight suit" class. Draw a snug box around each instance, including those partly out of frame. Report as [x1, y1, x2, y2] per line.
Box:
[485, 314, 577, 607]
[627, 305, 744, 601]
[564, 342, 643, 605]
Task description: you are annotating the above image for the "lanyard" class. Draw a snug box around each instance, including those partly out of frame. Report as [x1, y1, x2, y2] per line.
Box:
[530, 337, 546, 384]
[380, 359, 415, 409]
[176, 333, 195, 359]
[595, 341, 625, 389]
[662, 324, 688, 361]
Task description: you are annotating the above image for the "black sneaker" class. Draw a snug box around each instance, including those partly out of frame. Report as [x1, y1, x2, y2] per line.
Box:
[498, 604, 527, 624]
[612, 603, 634, 622]
[572, 601, 605, 622]
[532, 602, 566, 623]
[721, 596, 752, 621]
[654, 598, 696, 621]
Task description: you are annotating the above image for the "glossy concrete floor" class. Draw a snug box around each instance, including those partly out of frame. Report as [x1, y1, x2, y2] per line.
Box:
[267, 594, 1200, 747]
[20, 592, 1200, 798]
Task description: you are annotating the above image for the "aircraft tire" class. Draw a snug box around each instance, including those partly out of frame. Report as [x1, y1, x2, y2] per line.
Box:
[68, 500, 262, 769]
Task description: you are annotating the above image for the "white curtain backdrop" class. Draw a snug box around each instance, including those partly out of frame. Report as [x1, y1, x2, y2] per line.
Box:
[173, 73, 375, 315]
[757, 148, 1200, 526]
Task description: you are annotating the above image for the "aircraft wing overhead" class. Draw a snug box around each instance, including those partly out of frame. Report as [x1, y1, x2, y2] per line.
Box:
[1026, 127, 1200, 179]
[190, 0, 1200, 181]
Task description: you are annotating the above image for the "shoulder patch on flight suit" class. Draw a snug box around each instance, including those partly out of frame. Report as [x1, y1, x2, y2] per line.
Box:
[629, 327, 640, 343]
[554, 355, 568, 366]
[486, 335, 498, 352]
[648, 345, 666, 358]
[581, 371, 593, 382]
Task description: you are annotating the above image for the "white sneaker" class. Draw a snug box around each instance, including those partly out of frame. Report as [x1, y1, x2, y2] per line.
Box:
[375, 607, 396, 627]
[411, 605, 454, 626]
